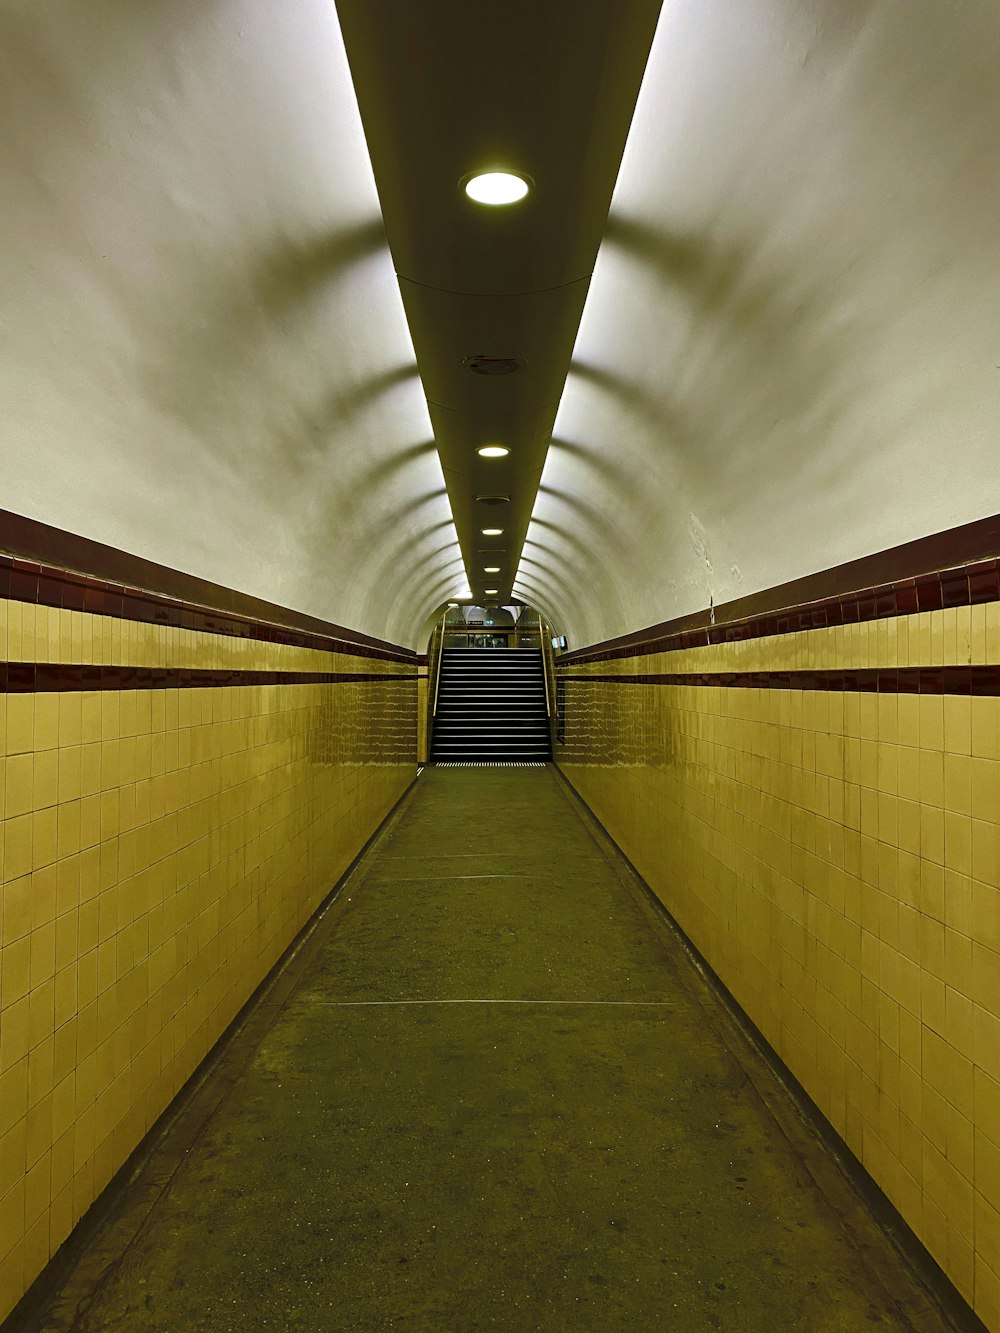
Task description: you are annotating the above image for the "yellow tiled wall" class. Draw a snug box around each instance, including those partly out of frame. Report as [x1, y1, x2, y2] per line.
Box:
[0, 599, 416, 1320]
[557, 603, 1000, 1328]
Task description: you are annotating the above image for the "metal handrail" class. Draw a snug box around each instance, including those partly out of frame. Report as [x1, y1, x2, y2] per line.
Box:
[538, 616, 557, 720]
[430, 613, 447, 717]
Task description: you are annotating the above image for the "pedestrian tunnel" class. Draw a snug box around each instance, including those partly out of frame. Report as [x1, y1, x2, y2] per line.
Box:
[2, 0, 1000, 1328]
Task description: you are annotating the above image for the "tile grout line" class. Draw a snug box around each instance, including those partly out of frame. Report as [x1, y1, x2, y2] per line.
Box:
[304, 998, 674, 1007]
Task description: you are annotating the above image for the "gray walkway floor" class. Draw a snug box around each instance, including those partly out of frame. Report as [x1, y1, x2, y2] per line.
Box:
[29, 767, 955, 1331]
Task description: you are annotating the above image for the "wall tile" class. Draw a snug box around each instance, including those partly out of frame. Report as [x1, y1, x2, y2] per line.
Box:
[557, 601, 1000, 1326]
[0, 597, 417, 1320]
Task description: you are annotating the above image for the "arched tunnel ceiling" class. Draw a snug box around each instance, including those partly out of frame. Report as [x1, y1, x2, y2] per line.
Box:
[0, 0, 463, 649]
[5, 1, 1000, 652]
[519, 0, 1000, 646]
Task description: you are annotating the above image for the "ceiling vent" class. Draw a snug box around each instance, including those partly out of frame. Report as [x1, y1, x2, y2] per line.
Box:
[462, 355, 527, 376]
[476, 495, 510, 506]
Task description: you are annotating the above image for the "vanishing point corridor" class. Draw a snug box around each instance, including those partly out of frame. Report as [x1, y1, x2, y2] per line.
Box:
[5, 1, 1000, 1325]
[29, 768, 950, 1331]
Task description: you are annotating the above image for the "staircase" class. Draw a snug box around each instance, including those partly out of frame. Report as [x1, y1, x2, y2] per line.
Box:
[431, 648, 551, 762]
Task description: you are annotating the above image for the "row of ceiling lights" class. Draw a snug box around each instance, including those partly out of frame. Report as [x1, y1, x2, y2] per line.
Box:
[465, 173, 530, 602]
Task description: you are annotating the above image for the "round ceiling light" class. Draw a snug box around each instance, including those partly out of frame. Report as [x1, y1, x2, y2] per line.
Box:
[464, 171, 530, 205]
[477, 445, 510, 458]
[481, 527, 504, 536]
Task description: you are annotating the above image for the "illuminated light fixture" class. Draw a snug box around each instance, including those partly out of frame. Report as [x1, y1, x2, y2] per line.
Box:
[484, 566, 500, 573]
[447, 602, 459, 607]
[481, 528, 504, 536]
[463, 171, 530, 205]
[484, 589, 499, 596]
[477, 445, 510, 458]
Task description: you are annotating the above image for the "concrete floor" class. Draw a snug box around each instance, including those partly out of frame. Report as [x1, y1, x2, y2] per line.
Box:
[28, 767, 958, 1331]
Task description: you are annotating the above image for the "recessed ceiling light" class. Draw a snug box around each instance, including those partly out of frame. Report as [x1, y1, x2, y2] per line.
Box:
[484, 567, 500, 573]
[447, 602, 459, 607]
[484, 589, 499, 596]
[464, 172, 530, 205]
[481, 528, 504, 536]
[477, 445, 510, 458]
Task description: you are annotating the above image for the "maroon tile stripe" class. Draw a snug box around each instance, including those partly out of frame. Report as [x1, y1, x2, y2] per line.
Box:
[560, 514, 1000, 667]
[0, 664, 416, 693]
[559, 666, 1000, 696]
[0, 512, 416, 665]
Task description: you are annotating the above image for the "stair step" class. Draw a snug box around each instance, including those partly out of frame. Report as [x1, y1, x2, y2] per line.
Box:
[432, 648, 551, 762]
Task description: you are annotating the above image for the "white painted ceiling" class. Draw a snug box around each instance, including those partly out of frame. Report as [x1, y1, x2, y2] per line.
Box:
[520, 0, 1000, 645]
[3, 0, 1000, 650]
[0, 0, 463, 647]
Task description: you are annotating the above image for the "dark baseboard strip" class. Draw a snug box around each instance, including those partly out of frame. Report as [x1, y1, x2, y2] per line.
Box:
[1, 771, 421, 1333]
[0, 664, 416, 693]
[560, 664, 1000, 696]
[552, 764, 987, 1333]
[0, 511, 416, 665]
[560, 513, 1000, 667]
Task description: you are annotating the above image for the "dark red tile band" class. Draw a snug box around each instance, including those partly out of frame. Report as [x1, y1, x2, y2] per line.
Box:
[0, 511, 417, 665]
[559, 666, 1000, 695]
[559, 514, 1000, 667]
[0, 665, 416, 693]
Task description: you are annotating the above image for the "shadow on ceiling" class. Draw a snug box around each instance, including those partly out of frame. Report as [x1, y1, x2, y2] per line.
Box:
[598, 212, 893, 493]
